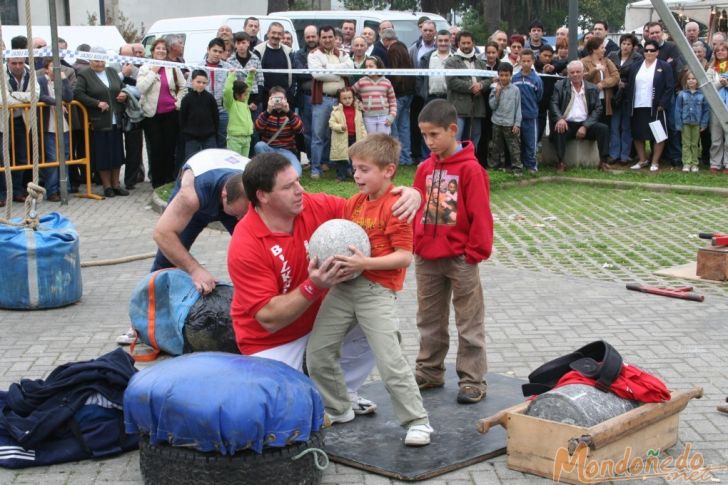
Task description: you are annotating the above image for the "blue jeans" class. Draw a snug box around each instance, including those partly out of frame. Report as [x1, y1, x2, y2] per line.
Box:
[390, 95, 413, 165]
[216, 110, 229, 149]
[609, 106, 633, 161]
[185, 136, 217, 162]
[520, 118, 538, 170]
[301, 94, 313, 156]
[456, 116, 483, 149]
[254, 142, 302, 175]
[311, 96, 337, 175]
[43, 131, 70, 196]
[334, 160, 350, 180]
[0, 117, 28, 198]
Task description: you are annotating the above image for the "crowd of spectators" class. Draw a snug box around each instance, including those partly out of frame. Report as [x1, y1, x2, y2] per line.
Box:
[3, 14, 728, 206]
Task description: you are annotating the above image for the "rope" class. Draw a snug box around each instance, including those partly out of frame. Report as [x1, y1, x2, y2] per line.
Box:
[23, 0, 42, 229]
[0, 18, 12, 219]
[291, 447, 329, 471]
[80, 252, 156, 268]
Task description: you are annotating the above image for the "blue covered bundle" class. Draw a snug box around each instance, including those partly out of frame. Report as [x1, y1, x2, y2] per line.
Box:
[0, 212, 82, 309]
[123, 352, 325, 454]
[128, 269, 200, 356]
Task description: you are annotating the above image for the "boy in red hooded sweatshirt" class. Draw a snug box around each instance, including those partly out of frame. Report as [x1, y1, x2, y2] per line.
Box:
[413, 99, 494, 404]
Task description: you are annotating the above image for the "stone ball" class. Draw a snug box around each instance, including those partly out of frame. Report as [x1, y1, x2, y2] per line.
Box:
[308, 219, 371, 280]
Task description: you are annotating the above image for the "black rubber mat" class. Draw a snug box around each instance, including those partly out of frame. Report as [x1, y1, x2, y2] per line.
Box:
[324, 369, 526, 481]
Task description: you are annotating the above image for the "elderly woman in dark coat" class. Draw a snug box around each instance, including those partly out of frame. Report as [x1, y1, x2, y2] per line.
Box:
[73, 46, 128, 197]
[623, 39, 673, 172]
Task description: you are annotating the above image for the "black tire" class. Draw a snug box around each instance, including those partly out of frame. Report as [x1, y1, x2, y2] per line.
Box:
[139, 432, 326, 485]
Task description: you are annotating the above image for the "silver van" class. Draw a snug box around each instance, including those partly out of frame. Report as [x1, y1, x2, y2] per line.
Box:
[271, 10, 450, 48]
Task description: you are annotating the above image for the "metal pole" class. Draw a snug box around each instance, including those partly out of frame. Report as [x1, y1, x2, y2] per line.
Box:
[649, 0, 728, 132]
[48, 0, 68, 204]
[568, 0, 578, 60]
[99, 0, 106, 25]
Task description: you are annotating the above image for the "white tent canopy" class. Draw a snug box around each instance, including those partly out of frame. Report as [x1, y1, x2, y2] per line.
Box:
[625, 0, 728, 33]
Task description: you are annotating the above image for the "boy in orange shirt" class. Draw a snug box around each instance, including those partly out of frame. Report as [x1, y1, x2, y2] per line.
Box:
[306, 133, 433, 446]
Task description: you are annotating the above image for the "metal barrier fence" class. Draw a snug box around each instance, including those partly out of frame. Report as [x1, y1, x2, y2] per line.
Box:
[0, 100, 100, 200]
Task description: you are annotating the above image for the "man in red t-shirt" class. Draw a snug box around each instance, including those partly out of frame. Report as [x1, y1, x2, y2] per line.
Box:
[227, 152, 421, 413]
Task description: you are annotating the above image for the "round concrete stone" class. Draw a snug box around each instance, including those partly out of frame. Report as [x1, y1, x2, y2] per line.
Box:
[308, 219, 371, 280]
[526, 384, 640, 427]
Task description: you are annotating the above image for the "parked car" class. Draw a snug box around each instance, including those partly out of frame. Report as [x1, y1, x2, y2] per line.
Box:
[1, 25, 125, 53]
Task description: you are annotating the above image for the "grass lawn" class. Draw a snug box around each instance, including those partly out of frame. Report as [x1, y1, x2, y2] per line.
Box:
[298, 164, 728, 195]
[156, 164, 728, 201]
[154, 163, 728, 296]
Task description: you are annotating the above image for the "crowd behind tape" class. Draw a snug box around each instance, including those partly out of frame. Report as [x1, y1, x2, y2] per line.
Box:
[2, 48, 567, 79]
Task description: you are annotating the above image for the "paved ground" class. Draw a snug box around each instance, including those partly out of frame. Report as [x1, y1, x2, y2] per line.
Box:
[0, 181, 727, 485]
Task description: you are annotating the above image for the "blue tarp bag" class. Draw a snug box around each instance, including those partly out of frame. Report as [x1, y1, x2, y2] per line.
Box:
[123, 352, 325, 454]
[0, 212, 82, 310]
[128, 269, 201, 359]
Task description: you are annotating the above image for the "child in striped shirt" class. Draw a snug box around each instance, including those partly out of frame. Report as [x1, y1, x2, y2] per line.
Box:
[352, 56, 397, 134]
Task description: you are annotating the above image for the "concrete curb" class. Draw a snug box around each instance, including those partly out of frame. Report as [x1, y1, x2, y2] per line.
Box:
[150, 189, 167, 215]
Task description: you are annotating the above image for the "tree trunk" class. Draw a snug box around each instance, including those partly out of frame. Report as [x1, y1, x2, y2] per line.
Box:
[267, 0, 288, 14]
[420, 0, 454, 16]
[484, 0, 501, 34]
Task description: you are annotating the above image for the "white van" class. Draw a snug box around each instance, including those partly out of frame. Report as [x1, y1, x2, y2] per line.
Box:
[142, 15, 299, 66]
[270, 10, 450, 49]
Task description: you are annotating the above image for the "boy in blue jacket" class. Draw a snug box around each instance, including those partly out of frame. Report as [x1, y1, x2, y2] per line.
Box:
[512, 49, 543, 172]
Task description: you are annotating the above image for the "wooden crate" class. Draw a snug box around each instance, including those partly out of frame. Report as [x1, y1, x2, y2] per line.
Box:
[506, 410, 678, 484]
[478, 388, 702, 485]
[696, 246, 728, 281]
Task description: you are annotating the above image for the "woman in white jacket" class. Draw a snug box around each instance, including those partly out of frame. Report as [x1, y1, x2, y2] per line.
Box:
[136, 38, 187, 187]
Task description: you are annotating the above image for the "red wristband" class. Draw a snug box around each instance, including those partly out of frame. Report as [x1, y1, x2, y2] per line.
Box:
[299, 278, 326, 301]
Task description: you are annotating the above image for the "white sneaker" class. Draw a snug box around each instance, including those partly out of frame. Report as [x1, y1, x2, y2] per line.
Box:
[348, 392, 377, 415]
[630, 161, 646, 170]
[691, 165, 699, 172]
[682, 165, 690, 172]
[116, 329, 136, 345]
[650, 164, 659, 172]
[405, 424, 434, 446]
[324, 407, 355, 426]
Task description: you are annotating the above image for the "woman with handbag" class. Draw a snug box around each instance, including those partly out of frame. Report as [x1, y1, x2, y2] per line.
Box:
[706, 41, 728, 174]
[137, 38, 187, 187]
[607, 33, 642, 165]
[581, 36, 620, 125]
[73, 46, 128, 198]
[624, 39, 673, 172]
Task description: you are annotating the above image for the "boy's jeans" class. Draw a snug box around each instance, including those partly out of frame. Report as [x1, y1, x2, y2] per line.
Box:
[414, 255, 487, 391]
[307, 276, 429, 426]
